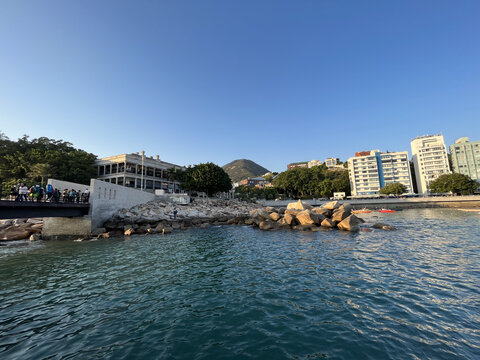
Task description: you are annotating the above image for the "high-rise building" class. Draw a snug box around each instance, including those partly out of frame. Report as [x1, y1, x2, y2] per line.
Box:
[411, 134, 451, 194]
[348, 150, 413, 197]
[450, 137, 480, 183]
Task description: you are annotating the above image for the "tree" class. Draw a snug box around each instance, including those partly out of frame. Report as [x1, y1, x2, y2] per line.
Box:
[272, 165, 350, 199]
[380, 182, 407, 195]
[181, 162, 232, 196]
[0, 134, 97, 194]
[28, 163, 53, 187]
[428, 173, 478, 195]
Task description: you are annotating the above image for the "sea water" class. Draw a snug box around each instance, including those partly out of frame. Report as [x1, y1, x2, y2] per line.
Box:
[0, 209, 479, 359]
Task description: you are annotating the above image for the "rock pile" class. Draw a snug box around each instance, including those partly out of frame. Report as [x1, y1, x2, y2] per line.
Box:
[0, 218, 43, 241]
[248, 200, 364, 232]
[99, 199, 397, 237]
[99, 198, 263, 237]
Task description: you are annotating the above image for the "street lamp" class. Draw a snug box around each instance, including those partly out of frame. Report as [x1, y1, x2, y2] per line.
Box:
[141, 150, 145, 191]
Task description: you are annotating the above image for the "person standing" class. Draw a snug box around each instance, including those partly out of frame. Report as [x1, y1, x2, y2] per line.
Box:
[20, 184, 29, 201]
[46, 183, 53, 201]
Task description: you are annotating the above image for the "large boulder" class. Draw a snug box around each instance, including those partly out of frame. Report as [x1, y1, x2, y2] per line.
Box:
[331, 208, 351, 223]
[338, 203, 352, 212]
[269, 212, 281, 221]
[265, 206, 276, 213]
[337, 215, 360, 232]
[312, 207, 331, 217]
[320, 218, 336, 228]
[372, 223, 397, 231]
[296, 210, 321, 226]
[323, 201, 340, 210]
[259, 221, 275, 230]
[282, 212, 298, 226]
[249, 208, 271, 220]
[244, 218, 255, 225]
[92, 228, 107, 236]
[0, 227, 31, 241]
[284, 209, 300, 216]
[287, 200, 313, 211]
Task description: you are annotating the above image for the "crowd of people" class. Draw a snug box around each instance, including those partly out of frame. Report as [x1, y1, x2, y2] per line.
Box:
[6, 183, 90, 203]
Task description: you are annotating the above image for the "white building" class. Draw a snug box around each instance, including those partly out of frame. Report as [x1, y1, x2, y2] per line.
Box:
[308, 159, 323, 168]
[94, 152, 185, 193]
[411, 135, 451, 194]
[348, 150, 413, 197]
[325, 157, 344, 170]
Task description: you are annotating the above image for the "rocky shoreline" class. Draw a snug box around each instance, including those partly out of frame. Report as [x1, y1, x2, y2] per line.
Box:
[98, 199, 396, 238]
[0, 218, 43, 242]
[0, 199, 397, 242]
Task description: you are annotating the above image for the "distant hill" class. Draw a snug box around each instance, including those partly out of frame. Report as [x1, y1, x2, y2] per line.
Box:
[222, 159, 269, 183]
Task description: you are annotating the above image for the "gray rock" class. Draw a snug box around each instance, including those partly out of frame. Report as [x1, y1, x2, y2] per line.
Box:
[269, 212, 281, 221]
[29, 234, 41, 241]
[320, 218, 336, 228]
[259, 221, 274, 230]
[337, 215, 360, 232]
[331, 209, 351, 223]
[92, 228, 106, 236]
[323, 201, 340, 210]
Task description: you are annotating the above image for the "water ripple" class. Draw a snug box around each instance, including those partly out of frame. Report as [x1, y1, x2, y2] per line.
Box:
[0, 209, 479, 359]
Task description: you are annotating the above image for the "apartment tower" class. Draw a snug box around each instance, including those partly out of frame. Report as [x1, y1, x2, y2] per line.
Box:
[411, 134, 450, 194]
[348, 150, 413, 197]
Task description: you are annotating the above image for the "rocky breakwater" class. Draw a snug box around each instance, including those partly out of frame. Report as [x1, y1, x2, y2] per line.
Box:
[248, 200, 397, 233]
[0, 218, 43, 242]
[99, 198, 263, 237]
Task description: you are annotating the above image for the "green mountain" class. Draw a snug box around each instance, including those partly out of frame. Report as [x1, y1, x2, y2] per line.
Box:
[222, 159, 269, 183]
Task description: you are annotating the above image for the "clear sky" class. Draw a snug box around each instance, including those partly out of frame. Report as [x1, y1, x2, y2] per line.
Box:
[1, 0, 479, 172]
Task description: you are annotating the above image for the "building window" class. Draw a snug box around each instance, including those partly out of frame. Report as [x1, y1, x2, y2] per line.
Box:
[126, 163, 136, 173]
[111, 164, 117, 173]
[117, 178, 124, 186]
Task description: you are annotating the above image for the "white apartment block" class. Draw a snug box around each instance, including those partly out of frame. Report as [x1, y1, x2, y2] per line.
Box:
[348, 150, 413, 197]
[411, 134, 451, 194]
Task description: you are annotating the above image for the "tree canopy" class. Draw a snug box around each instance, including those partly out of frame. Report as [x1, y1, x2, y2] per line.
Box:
[0, 134, 97, 193]
[272, 165, 350, 199]
[234, 185, 278, 201]
[181, 162, 232, 196]
[380, 182, 407, 195]
[428, 173, 478, 195]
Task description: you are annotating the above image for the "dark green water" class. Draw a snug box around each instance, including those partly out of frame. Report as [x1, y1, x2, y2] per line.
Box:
[0, 209, 479, 359]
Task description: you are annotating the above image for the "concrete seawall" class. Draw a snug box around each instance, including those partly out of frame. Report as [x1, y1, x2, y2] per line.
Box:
[89, 179, 156, 228]
[259, 195, 480, 209]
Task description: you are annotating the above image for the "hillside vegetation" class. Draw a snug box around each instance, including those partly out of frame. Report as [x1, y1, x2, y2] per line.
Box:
[222, 159, 269, 183]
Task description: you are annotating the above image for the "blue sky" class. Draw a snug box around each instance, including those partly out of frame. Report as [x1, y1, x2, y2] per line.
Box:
[1, 0, 479, 172]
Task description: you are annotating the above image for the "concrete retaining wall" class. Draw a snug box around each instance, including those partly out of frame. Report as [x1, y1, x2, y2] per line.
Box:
[42, 216, 92, 240]
[259, 195, 480, 209]
[90, 179, 156, 228]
